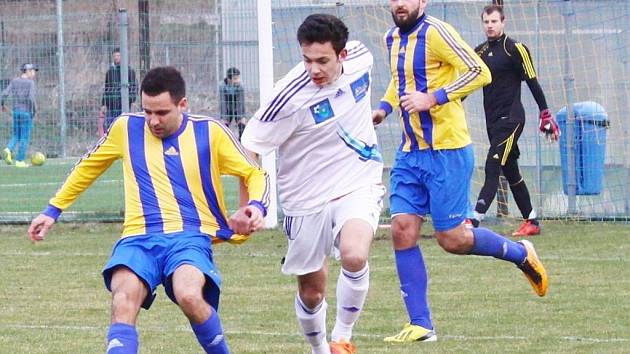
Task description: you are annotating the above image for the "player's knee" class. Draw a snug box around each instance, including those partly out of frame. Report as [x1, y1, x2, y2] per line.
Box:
[111, 291, 141, 322]
[299, 289, 324, 309]
[436, 229, 471, 254]
[505, 172, 524, 186]
[176, 290, 205, 313]
[340, 253, 367, 272]
[391, 218, 417, 243]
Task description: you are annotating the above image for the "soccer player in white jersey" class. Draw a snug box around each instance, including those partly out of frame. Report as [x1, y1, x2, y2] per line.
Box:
[241, 14, 384, 354]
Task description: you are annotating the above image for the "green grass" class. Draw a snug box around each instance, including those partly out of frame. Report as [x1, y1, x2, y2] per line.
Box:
[1, 221, 629, 353]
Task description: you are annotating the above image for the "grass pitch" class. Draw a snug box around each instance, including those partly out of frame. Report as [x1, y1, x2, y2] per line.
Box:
[0, 221, 629, 353]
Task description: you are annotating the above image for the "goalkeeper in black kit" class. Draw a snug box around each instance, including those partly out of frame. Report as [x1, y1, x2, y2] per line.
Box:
[470, 5, 559, 236]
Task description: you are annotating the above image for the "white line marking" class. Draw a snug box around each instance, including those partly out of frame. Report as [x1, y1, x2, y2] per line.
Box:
[1, 251, 627, 263]
[2, 324, 628, 343]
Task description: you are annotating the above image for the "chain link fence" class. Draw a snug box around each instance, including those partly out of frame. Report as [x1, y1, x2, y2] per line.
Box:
[1, 0, 628, 221]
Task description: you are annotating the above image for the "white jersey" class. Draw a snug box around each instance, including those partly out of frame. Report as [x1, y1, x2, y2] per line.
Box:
[241, 41, 383, 216]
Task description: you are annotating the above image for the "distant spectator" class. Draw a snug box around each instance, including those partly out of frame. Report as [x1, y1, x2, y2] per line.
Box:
[1, 63, 38, 168]
[219, 67, 246, 138]
[99, 47, 137, 137]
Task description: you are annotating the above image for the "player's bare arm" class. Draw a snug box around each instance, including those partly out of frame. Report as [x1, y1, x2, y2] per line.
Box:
[27, 214, 55, 243]
[400, 91, 437, 113]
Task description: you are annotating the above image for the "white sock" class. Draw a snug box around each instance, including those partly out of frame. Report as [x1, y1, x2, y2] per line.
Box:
[474, 211, 485, 221]
[528, 209, 537, 220]
[331, 264, 369, 342]
[295, 294, 330, 354]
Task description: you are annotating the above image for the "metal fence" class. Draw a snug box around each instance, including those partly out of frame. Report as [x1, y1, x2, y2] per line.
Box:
[0, 0, 628, 220]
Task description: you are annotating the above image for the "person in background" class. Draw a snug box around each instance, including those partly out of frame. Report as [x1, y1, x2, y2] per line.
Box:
[219, 67, 246, 139]
[470, 4, 559, 236]
[1, 63, 38, 167]
[99, 47, 138, 137]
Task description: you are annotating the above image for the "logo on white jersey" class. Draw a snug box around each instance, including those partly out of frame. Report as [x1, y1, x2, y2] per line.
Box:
[164, 146, 179, 156]
[334, 88, 345, 98]
[337, 123, 382, 162]
[350, 72, 370, 103]
[309, 98, 335, 124]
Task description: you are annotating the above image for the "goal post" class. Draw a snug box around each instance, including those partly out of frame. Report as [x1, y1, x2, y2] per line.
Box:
[257, 0, 279, 228]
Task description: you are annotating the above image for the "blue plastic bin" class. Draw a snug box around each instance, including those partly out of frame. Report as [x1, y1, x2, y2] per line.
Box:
[556, 101, 609, 195]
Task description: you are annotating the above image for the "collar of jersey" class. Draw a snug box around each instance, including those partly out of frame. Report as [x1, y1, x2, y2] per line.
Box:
[488, 33, 507, 45]
[163, 112, 188, 141]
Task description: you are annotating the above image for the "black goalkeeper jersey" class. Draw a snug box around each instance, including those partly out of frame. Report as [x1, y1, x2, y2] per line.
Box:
[475, 34, 548, 128]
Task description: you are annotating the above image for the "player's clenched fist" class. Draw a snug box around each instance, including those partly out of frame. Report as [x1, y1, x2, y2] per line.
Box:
[372, 109, 386, 126]
[228, 205, 264, 235]
[27, 214, 55, 243]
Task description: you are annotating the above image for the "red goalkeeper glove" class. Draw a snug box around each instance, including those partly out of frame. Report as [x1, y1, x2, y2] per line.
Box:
[538, 109, 559, 142]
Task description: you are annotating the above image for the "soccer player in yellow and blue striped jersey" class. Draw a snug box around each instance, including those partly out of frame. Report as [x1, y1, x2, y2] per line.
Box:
[373, 0, 548, 344]
[28, 66, 269, 354]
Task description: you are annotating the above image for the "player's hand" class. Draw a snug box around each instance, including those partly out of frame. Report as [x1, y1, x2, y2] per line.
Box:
[228, 205, 264, 235]
[372, 109, 386, 126]
[400, 91, 437, 113]
[538, 109, 560, 142]
[28, 214, 55, 243]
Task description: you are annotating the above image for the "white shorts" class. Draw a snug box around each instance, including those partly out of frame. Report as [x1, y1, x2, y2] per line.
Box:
[281, 184, 385, 276]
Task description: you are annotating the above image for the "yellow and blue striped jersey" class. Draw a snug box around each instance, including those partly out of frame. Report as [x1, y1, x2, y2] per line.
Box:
[44, 113, 270, 242]
[379, 14, 491, 151]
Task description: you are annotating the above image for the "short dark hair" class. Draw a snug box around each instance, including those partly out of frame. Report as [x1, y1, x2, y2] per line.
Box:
[112, 47, 121, 54]
[297, 14, 349, 55]
[226, 67, 240, 79]
[482, 5, 505, 21]
[141, 66, 186, 104]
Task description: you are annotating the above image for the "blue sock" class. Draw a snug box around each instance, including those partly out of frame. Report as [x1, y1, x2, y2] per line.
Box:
[395, 246, 433, 329]
[470, 227, 527, 264]
[191, 309, 229, 354]
[106, 323, 138, 354]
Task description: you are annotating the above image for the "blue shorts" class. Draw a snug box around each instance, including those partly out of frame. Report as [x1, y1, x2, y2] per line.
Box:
[390, 145, 474, 231]
[102, 231, 221, 310]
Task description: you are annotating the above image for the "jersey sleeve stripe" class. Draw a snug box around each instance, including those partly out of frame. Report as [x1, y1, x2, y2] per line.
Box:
[445, 70, 480, 94]
[209, 120, 270, 208]
[211, 120, 260, 167]
[426, 18, 478, 69]
[346, 43, 367, 56]
[260, 70, 308, 122]
[426, 18, 485, 95]
[345, 47, 370, 61]
[262, 74, 311, 122]
[515, 43, 536, 78]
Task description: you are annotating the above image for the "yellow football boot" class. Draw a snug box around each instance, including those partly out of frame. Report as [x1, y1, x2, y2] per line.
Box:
[517, 240, 549, 296]
[384, 323, 437, 343]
